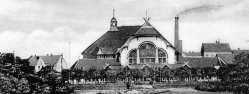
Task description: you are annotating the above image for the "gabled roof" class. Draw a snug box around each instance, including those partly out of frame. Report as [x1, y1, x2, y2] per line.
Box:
[82, 19, 177, 59]
[135, 20, 161, 36]
[183, 57, 220, 68]
[82, 26, 141, 59]
[28, 55, 62, 66]
[71, 59, 120, 71]
[217, 54, 234, 64]
[166, 64, 185, 69]
[133, 19, 175, 49]
[40, 55, 61, 66]
[201, 42, 231, 52]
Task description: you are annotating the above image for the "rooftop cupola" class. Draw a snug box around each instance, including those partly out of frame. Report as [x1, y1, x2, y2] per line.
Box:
[109, 9, 118, 31]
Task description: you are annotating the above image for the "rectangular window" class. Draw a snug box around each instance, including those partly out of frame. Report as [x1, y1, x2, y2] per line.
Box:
[129, 58, 136, 65]
[159, 58, 167, 64]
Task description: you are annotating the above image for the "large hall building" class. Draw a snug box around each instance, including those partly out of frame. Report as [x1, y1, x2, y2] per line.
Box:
[71, 12, 237, 71]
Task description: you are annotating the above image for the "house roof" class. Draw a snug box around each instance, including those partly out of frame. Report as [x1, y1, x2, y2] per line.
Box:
[82, 19, 177, 59]
[82, 26, 141, 59]
[71, 59, 120, 71]
[217, 54, 234, 64]
[28, 56, 39, 66]
[28, 55, 62, 66]
[71, 57, 222, 71]
[40, 55, 61, 66]
[201, 42, 231, 52]
[166, 64, 185, 69]
[183, 57, 220, 68]
[134, 20, 161, 36]
[183, 52, 201, 57]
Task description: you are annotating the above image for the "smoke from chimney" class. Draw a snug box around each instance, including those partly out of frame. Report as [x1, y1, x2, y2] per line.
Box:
[177, 5, 223, 17]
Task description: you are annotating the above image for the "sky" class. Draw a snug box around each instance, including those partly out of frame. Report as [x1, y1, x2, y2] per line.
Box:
[0, 0, 249, 68]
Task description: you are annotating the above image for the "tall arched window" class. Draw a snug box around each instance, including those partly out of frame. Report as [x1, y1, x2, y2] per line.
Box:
[139, 42, 156, 64]
[158, 48, 167, 63]
[128, 49, 137, 64]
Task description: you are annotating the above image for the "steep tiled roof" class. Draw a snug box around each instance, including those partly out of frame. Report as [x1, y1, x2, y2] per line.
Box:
[183, 57, 220, 68]
[201, 43, 231, 52]
[40, 55, 61, 66]
[183, 52, 201, 57]
[134, 19, 161, 36]
[28, 55, 62, 66]
[135, 22, 161, 36]
[134, 20, 175, 49]
[217, 54, 234, 64]
[82, 26, 141, 59]
[71, 59, 120, 71]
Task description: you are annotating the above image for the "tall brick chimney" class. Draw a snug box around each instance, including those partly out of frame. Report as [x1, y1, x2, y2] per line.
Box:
[174, 16, 182, 62]
[174, 16, 179, 51]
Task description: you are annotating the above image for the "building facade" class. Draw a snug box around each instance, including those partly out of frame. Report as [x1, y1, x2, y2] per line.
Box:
[72, 12, 235, 71]
[201, 41, 232, 57]
[28, 54, 67, 73]
[73, 13, 184, 70]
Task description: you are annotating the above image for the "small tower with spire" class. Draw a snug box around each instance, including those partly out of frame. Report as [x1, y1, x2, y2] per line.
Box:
[109, 9, 118, 31]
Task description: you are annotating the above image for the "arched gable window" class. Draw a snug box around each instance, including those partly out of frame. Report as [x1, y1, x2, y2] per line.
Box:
[158, 48, 167, 63]
[139, 42, 156, 64]
[128, 49, 137, 64]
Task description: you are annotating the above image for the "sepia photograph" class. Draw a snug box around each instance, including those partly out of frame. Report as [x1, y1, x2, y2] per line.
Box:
[0, 0, 249, 94]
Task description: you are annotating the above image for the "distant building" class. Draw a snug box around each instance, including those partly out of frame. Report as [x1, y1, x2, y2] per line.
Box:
[201, 41, 232, 57]
[28, 54, 67, 73]
[232, 49, 249, 56]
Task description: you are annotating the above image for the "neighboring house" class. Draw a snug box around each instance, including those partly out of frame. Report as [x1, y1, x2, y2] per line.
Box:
[201, 41, 232, 57]
[232, 49, 249, 56]
[28, 54, 67, 73]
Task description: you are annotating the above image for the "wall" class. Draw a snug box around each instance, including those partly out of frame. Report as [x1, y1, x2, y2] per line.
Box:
[120, 37, 176, 66]
[204, 52, 232, 57]
[53, 56, 67, 72]
[34, 59, 46, 73]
